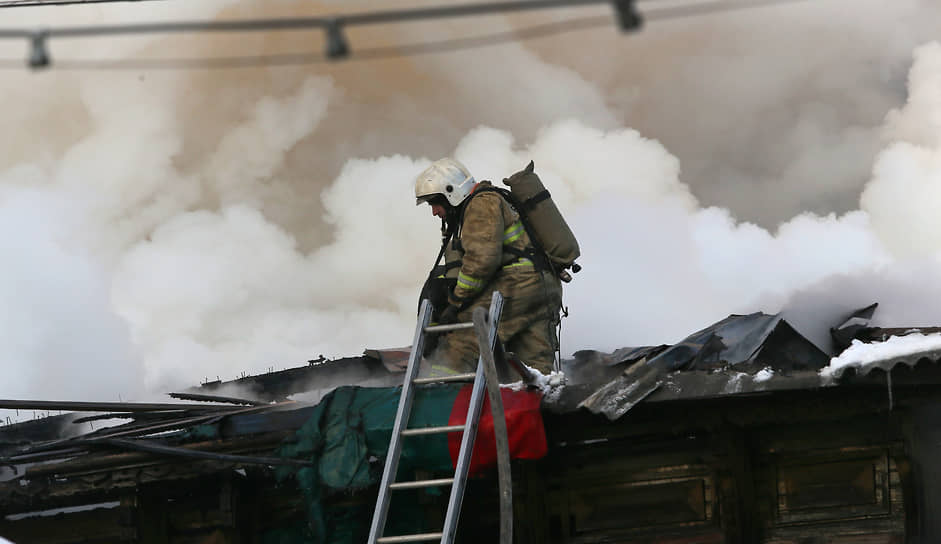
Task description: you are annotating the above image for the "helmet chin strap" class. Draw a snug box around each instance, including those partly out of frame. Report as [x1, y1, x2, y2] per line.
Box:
[433, 204, 460, 270]
[438, 203, 457, 241]
[444, 204, 461, 233]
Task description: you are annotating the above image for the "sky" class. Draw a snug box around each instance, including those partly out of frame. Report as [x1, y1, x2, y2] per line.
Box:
[0, 0, 941, 406]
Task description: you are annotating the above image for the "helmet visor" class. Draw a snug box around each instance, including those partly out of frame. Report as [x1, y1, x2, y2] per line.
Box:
[416, 194, 449, 207]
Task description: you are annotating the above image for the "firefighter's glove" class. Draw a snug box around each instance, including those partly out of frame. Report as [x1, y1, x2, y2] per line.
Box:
[438, 304, 460, 325]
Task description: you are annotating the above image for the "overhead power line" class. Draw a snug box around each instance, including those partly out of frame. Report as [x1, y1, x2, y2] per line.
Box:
[0, 15, 613, 70]
[0, 0, 167, 7]
[0, 0, 642, 67]
[0, 0, 808, 71]
[0, 0, 636, 37]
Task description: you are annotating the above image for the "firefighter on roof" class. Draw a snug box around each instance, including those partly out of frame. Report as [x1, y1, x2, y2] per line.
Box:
[415, 157, 569, 375]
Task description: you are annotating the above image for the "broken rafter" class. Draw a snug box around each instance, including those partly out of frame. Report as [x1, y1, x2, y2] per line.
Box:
[20, 430, 297, 477]
[71, 411, 184, 424]
[84, 402, 293, 441]
[93, 437, 310, 467]
[13, 402, 294, 457]
[72, 412, 139, 424]
[168, 392, 265, 406]
[3, 446, 88, 464]
[0, 399, 239, 412]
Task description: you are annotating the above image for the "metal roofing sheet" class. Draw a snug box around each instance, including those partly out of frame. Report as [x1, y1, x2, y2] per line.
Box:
[825, 346, 941, 380]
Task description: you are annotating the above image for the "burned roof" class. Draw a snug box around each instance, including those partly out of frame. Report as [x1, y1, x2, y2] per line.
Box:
[534, 311, 828, 419]
[550, 308, 941, 419]
[182, 306, 941, 421]
[6, 303, 941, 474]
[642, 311, 829, 373]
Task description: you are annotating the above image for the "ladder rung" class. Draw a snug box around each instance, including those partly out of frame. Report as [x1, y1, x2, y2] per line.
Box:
[377, 532, 444, 543]
[401, 424, 465, 436]
[389, 478, 454, 490]
[413, 373, 476, 385]
[424, 322, 474, 333]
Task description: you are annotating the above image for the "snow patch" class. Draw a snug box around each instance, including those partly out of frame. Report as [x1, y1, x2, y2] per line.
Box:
[5, 501, 119, 521]
[820, 333, 941, 380]
[722, 372, 747, 394]
[505, 370, 565, 403]
[754, 367, 774, 382]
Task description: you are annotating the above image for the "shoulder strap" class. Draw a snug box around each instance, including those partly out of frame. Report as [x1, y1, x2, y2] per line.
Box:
[454, 185, 511, 233]
[429, 221, 455, 276]
[487, 185, 557, 275]
[457, 185, 554, 274]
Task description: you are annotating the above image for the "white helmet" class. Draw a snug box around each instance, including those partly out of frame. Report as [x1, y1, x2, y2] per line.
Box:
[415, 158, 476, 207]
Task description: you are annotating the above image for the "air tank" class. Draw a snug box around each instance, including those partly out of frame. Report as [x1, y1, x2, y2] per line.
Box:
[502, 161, 580, 270]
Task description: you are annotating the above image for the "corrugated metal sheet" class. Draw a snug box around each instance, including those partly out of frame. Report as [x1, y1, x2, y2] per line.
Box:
[555, 312, 830, 420]
[827, 346, 941, 380]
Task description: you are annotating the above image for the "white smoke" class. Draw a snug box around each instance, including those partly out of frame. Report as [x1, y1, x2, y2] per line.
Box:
[0, 186, 141, 402]
[862, 42, 941, 259]
[523, 0, 941, 225]
[0, 0, 941, 412]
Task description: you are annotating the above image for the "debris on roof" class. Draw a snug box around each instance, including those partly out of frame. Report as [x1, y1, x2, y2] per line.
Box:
[196, 354, 402, 403]
[829, 302, 941, 351]
[646, 311, 829, 373]
[6, 303, 941, 482]
[547, 311, 829, 420]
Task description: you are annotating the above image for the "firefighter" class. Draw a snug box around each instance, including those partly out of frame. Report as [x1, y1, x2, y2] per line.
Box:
[415, 158, 563, 375]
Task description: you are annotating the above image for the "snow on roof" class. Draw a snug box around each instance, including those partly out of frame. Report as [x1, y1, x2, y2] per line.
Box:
[820, 333, 941, 382]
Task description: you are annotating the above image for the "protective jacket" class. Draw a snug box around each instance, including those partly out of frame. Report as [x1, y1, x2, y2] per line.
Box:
[431, 181, 562, 374]
[444, 181, 535, 305]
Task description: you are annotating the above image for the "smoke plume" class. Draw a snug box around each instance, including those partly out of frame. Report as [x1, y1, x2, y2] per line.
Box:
[0, 0, 940, 411]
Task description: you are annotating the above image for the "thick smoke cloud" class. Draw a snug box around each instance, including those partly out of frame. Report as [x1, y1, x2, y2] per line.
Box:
[862, 42, 941, 258]
[525, 0, 941, 224]
[0, 0, 940, 411]
[0, 187, 140, 401]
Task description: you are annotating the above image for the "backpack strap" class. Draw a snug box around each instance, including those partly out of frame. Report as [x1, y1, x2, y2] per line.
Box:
[471, 185, 557, 277]
[521, 189, 551, 212]
[440, 185, 558, 311]
[453, 186, 544, 268]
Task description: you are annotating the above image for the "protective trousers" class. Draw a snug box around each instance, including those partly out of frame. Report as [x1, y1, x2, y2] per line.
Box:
[427, 267, 562, 376]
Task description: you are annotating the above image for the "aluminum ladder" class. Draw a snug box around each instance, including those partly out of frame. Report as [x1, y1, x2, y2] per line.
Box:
[368, 291, 512, 544]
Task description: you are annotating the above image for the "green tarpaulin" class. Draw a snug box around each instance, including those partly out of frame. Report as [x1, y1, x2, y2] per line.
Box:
[272, 384, 461, 543]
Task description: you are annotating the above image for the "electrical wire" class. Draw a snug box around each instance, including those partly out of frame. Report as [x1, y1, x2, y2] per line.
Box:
[0, 0, 605, 12]
[0, 16, 612, 70]
[0, 0, 615, 39]
[0, 0, 812, 70]
[0, 0, 168, 7]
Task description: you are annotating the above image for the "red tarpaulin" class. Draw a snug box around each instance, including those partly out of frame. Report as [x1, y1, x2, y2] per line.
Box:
[447, 385, 547, 474]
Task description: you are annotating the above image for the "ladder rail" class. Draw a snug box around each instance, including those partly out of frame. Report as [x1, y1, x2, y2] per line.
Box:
[440, 292, 504, 544]
[367, 299, 434, 544]
[472, 306, 514, 544]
